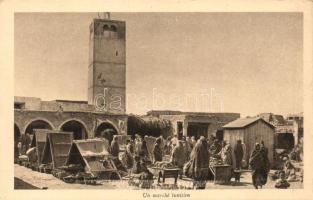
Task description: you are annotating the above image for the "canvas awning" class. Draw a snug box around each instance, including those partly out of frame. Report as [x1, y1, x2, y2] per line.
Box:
[30, 129, 53, 165]
[66, 138, 120, 179]
[41, 131, 73, 169]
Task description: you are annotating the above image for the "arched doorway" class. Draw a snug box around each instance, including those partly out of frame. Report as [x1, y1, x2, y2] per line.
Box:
[60, 120, 88, 140]
[276, 133, 295, 150]
[95, 122, 118, 144]
[25, 119, 53, 138]
[14, 124, 21, 159]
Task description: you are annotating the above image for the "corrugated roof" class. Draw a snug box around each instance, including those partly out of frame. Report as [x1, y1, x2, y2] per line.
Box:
[223, 117, 274, 129]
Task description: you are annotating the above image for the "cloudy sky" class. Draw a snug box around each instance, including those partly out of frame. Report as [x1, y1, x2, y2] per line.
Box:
[14, 12, 303, 117]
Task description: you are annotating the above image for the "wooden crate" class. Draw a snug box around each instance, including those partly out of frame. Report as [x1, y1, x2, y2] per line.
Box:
[150, 167, 180, 184]
[209, 165, 232, 184]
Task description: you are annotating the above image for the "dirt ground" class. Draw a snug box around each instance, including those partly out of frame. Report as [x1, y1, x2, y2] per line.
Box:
[14, 164, 303, 190]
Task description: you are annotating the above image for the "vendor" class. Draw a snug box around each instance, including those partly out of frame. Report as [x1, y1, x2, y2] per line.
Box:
[110, 136, 120, 157]
[219, 143, 233, 166]
[153, 138, 163, 163]
[234, 140, 244, 170]
[132, 156, 153, 178]
[209, 139, 222, 156]
[284, 160, 297, 181]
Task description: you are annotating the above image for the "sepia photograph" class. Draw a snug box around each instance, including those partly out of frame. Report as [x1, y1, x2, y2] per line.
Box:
[12, 12, 305, 191]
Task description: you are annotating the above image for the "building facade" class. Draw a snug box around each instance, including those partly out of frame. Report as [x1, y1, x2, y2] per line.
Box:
[14, 97, 128, 140]
[147, 110, 240, 139]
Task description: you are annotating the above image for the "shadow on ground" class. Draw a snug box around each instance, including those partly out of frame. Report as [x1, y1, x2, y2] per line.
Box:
[14, 177, 40, 189]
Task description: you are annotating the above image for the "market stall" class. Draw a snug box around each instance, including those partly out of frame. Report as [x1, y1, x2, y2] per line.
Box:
[40, 131, 73, 173]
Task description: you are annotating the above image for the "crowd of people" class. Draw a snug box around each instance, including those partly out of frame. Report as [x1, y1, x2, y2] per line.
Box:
[17, 131, 302, 189]
[108, 133, 274, 189]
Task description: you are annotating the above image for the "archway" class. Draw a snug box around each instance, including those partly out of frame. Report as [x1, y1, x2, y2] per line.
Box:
[60, 120, 88, 140]
[276, 133, 295, 150]
[14, 124, 21, 159]
[25, 119, 53, 137]
[95, 122, 118, 144]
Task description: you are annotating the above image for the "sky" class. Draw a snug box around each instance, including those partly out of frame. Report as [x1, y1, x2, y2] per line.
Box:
[14, 12, 303, 117]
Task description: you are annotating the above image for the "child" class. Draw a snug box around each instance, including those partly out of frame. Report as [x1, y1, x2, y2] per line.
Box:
[275, 171, 290, 189]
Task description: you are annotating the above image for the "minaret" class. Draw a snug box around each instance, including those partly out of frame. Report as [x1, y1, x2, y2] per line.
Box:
[88, 16, 126, 114]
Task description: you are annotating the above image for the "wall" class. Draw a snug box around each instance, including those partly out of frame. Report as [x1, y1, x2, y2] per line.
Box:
[14, 96, 41, 110]
[158, 113, 240, 138]
[14, 110, 128, 138]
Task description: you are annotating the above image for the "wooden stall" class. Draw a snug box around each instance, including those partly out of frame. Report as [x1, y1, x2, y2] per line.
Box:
[41, 131, 73, 172]
[29, 129, 53, 168]
[65, 138, 120, 179]
[223, 117, 275, 166]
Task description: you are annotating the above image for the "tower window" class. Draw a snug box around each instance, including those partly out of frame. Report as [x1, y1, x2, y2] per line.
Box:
[116, 51, 118, 56]
[110, 25, 117, 32]
[103, 24, 109, 31]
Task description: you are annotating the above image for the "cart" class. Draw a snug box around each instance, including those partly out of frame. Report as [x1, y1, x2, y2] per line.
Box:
[150, 167, 180, 184]
[209, 164, 232, 184]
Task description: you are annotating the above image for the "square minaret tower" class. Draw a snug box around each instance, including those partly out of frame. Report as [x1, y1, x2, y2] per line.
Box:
[88, 18, 126, 114]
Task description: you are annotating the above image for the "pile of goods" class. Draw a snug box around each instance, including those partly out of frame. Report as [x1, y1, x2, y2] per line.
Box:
[59, 164, 84, 172]
[153, 161, 176, 169]
[52, 165, 98, 185]
[39, 163, 53, 173]
[62, 172, 98, 185]
[18, 155, 29, 167]
[209, 157, 223, 166]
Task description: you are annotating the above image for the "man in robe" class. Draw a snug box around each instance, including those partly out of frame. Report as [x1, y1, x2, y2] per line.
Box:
[158, 135, 165, 153]
[182, 137, 192, 161]
[124, 139, 134, 170]
[170, 140, 186, 168]
[249, 143, 270, 189]
[171, 134, 179, 148]
[190, 136, 197, 149]
[185, 137, 209, 189]
[110, 136, 127, 173]
[234, 140, 244, 170]
[139, 139, 151, 164]
[135, 135, 142, 156]
[110, 136, 120, 157]
[153, 138, 163, 163]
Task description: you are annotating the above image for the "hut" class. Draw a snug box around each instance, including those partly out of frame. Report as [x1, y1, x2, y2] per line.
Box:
[223, 117, 275, 166]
